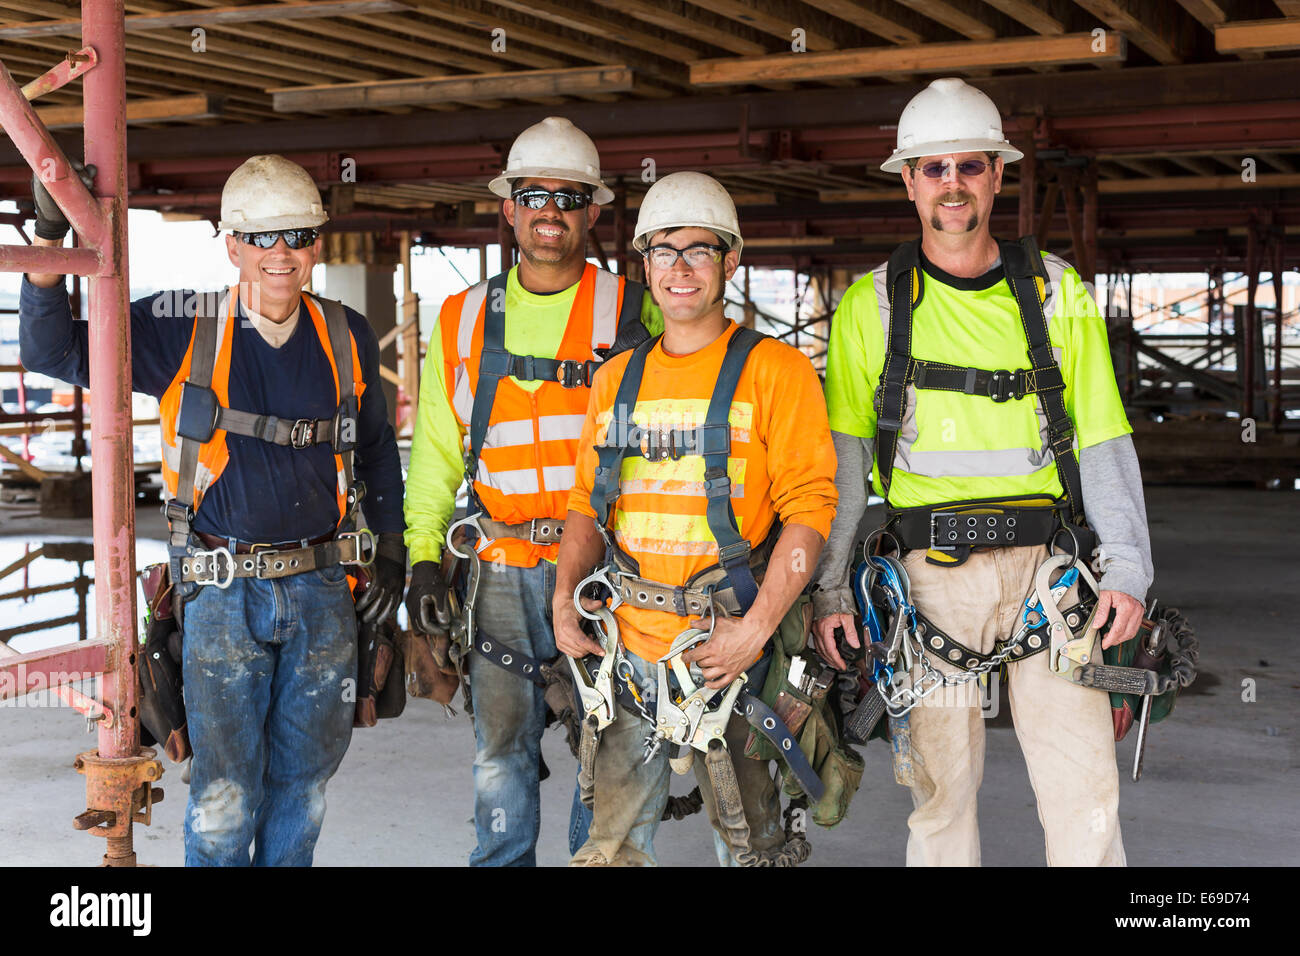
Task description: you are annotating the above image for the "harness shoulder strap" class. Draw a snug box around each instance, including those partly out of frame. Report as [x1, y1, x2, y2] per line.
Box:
[702, 327, 766, 612]
[602, 279, 649, 358]
[167, 294, 221, 548]
[997, 236, 1084, 525]
[874, 239, 923, 503]
[466, 272, 511, 487]
[590, 333, 659, 526]
[313, 294, 361, 524]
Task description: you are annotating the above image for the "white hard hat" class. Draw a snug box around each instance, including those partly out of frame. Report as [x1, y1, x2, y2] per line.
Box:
[632, 171, 742, 256]
[881, 77, 1023, 173]
[218, 155, 328, 233]
[488, 116, 614, 205]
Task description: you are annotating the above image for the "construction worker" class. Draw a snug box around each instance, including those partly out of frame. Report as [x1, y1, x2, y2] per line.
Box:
[19, 155, 406, 866]
[811, 78, 1152, 866]
[403, 116, 662, 867]
[555, 171, 838, 866]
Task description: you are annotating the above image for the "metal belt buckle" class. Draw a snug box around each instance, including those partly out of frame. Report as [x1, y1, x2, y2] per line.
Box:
[290, 418, 316, 448]
[639, 427, 674, 462]
[191, 546, 235, 589]
[929, 510, 959, 551]
[338, 528, 376, 567]
[529, 517, 562, 544]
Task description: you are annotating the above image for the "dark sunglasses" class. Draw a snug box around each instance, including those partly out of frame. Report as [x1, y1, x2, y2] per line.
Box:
[510, 187, 592, 212]
[236, 228, 320, 250]
[914, 159, 992, 179]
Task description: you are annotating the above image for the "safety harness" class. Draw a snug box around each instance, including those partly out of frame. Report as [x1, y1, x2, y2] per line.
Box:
[446, 272, 647, 688]
[570, 326, 821, 866]
[874, 235, 1092, 565]
[164, 292, 373, 592]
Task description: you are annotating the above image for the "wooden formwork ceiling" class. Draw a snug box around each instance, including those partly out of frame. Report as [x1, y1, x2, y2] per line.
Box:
[0, 1, 1298, 270]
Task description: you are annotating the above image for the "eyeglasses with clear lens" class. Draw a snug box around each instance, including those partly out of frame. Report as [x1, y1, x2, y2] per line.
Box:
[645, 243, 726, 270]
[510, 187, 592, 212]
[237, 229, 319, 250]
[917, 160, 990, 179]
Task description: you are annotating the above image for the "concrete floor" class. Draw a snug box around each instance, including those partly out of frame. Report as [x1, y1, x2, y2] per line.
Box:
[0, 484, 1296, 867]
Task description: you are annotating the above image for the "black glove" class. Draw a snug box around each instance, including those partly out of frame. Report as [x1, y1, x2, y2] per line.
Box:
[406, 560, 452, 636]
[32, 160, 96, 241]
[354, 532, 405, 626]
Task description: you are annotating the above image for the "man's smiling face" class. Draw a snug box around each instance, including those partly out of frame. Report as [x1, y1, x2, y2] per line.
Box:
[902, 151, 1003, 236]
[504, 177, 600, 267]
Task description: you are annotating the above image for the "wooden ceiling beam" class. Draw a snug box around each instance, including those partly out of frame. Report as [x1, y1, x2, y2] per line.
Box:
[31, 93, 222, 129]
[690, 31, 1125, 85]
[1070, 0, 1194, 65]
[1170, 0, 1226, 31]
[1215, 18, 1300, 55]
[980, 0, 1067, 35]
[0, 1, 412, 38]
[797, 0, 926, 45]
[583, 0, 769, 55]
[682, 0, 839, 51]
[269, 66, 634, 112]
[891, 0, 998, 41]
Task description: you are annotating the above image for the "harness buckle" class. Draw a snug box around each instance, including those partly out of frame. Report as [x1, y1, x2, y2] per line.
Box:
[555, 359, 592, 389]
[640, 427, 678, 462]
[987, 370, 1023, 403]
[290, 418, 316, 448]
[529, 517, 563, 544]
[929, 510, 960, 551]
[338, 528, 376, 567]
[190, 546, 235, 589]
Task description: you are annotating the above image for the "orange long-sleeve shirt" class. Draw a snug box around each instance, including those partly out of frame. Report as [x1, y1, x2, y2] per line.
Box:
[569, 320, 838, 661]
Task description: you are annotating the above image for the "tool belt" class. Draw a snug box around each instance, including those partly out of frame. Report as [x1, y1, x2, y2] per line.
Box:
[477, 515, 565, 545]
[137, 562, 191, 764]
[885, 495, 1096, 567]
[178, 529, 374, 585]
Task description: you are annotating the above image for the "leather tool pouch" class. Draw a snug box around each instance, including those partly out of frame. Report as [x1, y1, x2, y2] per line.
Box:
[353, 569, 407, 727]
[1101, 605, 1193, 741]
[138, 562, 192, 763]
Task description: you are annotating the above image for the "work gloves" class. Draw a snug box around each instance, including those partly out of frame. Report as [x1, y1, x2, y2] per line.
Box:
[32, 159, 96, 241]
[406, 560, 452, 636]
[355, 532, 406, 626]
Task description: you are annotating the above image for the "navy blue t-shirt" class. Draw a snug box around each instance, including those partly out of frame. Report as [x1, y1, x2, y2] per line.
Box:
[19, 279, 403, 543]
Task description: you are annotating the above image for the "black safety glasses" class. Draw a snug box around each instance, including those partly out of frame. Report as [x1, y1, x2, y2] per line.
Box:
[915, 159, 991, 179]
[510, 187, 593, 212]
[236, 228, 320, 250]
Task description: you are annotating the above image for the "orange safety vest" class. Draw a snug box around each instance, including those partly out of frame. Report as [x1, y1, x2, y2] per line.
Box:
[441, 264, 630, 566]
[159, 287, 365, 525]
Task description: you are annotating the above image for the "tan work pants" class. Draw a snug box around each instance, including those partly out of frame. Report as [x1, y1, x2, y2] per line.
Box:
[897, 544, 1126, 867]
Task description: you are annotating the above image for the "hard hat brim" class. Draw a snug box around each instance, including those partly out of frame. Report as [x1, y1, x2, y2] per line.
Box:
[218, 210, 329, 233]
[881, 140, 1023, 174]
[488, 168, 615, 205]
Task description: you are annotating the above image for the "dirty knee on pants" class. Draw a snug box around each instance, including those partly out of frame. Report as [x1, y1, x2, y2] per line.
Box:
[182, 566, 357, 867]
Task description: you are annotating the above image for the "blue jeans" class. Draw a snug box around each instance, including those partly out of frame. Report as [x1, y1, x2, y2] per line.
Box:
[180, 562, 357, 866]
[467, 560, 591, 866]
[569, 647, 780, 867]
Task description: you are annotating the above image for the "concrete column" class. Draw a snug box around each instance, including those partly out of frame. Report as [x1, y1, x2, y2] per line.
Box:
[327, 260, 398, 432]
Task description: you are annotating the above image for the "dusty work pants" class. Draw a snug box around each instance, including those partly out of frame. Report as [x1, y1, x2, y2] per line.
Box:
[181, 562, 357, 867]
[467, 560, 591, 866]
[897, 543, 1125, 867]
[569, 648, 782, 867]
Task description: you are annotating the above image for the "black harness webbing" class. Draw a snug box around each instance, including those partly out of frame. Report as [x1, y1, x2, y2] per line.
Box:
[873, 236, 1088, 550]
[590, 327, 767, 614]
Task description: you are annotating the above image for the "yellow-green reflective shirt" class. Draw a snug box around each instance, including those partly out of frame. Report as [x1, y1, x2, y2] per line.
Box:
[404, 267, 663, 563]
[823, 252, 1131, 509]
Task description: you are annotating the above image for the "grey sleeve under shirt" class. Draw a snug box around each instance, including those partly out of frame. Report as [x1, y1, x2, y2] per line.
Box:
[810, 430, 1154, 618]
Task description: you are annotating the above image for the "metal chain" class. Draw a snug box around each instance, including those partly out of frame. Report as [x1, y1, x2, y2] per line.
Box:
[880, 613, 1028, 717]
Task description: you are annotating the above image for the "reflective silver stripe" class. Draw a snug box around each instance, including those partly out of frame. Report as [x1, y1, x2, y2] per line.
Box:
[483, 417, 535, 447]
[537, 413, 586, 442]
[452, 364, 473, 424]
[873, 256, 1078, 480]
[476, 461, 541, 495]
[457, 280, 489, 361]
[591, 269, 619, 350]
[542, 464, 575, 490]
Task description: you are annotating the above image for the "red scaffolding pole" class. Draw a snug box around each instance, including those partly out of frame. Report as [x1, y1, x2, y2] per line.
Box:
[0, 1, 161, 866]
